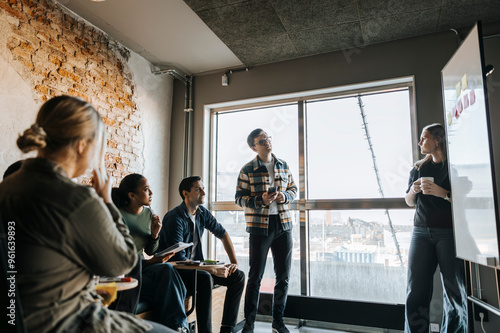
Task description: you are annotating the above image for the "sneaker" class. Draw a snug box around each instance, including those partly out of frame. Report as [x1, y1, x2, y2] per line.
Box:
[272, 320, 290, 333]
[176, 327, 189, 333]
[220, 326, 233, 333]
[242, 321, 254, 333]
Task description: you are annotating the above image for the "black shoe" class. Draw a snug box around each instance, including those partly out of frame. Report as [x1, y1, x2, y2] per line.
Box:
[242, 321, 254, 333]
[220, 325, 233, 333]
[271, 320, 289, 333]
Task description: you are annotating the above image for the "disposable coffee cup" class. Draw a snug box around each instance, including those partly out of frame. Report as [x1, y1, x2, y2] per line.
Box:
[421, 177, 434, 194]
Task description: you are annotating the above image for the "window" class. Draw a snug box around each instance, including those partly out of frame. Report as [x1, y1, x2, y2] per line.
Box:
[208, 78, 415, 305]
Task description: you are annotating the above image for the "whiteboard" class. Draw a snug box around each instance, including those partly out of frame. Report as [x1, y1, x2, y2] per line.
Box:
[441, 23, 500, 266]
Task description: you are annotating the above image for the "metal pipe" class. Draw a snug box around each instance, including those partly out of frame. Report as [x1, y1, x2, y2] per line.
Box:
[152, 68, 193, 176]
[152, 68, 190, 84]
[468, 296, 500, 317]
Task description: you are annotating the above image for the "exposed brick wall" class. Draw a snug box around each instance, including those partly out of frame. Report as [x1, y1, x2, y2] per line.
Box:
[0, 0, 144, 185]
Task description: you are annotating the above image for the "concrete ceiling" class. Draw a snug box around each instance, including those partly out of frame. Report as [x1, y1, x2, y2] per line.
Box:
[59, 0, 244, 75]
[60, 0, 500, 75]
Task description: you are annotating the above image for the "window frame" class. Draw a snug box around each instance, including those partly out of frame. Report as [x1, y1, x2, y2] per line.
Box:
[204, 76, 418, 303]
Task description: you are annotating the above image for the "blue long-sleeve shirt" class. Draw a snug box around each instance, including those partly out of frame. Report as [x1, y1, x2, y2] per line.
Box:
[159, 201, 226, 261]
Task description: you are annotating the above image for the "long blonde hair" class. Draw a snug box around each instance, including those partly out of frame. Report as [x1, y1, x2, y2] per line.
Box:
[17, 95, 107, 183]
[415, 123, 447, 170]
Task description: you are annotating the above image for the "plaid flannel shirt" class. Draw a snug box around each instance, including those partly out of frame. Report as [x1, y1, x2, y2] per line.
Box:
[235, 154, 297, 235]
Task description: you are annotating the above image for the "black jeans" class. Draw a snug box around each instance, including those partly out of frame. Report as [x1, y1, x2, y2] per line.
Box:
[244, 215, 293, 325]
[178, 267, 245, 333]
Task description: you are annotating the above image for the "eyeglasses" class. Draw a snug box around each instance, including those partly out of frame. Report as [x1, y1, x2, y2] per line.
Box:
[254, 136, 272, 146]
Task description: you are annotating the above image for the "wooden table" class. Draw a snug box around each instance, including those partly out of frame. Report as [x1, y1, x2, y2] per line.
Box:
[97, 277, 138, 291]
[172, 262, 226, 316]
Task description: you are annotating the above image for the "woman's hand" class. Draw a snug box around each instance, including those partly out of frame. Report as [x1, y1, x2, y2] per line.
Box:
[92, 169, 112, 203]
[151, 214, 162, 239]
[410, 179, 422, 194]
[421, 180, 448, 198]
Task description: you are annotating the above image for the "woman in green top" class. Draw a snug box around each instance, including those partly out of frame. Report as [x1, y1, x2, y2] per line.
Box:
[112, 173, 189, 331]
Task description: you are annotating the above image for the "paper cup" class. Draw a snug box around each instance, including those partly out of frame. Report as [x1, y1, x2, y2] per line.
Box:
[420, 177, 434, 194]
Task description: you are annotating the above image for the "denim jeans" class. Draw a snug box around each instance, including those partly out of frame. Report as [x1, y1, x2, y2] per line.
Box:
[244, 215, 293, 325]
[178, 267, 245, 333]
[405, 227, 467, 333]
[141, 262, 189, 330]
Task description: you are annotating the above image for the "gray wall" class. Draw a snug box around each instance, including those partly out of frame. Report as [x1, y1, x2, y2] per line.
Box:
[168, 26, 500, 330]
[169, 31, 459, 207]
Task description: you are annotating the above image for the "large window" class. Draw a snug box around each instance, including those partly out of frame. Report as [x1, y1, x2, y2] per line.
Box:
[208, 79, 415, 305]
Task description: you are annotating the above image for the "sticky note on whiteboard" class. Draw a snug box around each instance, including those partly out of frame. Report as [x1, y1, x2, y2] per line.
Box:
[456, 82, 461, 98]
[470, 89, 476, 105]
[461, 74, 468, 90]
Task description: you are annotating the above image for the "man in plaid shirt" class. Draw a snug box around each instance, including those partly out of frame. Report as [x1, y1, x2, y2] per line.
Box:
[235, 128, 297, 333]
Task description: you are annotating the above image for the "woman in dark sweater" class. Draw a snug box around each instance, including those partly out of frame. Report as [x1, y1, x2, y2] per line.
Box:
[404, 123, 467, 332]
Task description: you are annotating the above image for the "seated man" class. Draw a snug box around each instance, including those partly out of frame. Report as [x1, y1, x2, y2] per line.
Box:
[159, 176, 245, 333]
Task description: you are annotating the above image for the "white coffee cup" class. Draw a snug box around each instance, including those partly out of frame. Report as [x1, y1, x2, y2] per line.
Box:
[420, 177, 434, 194]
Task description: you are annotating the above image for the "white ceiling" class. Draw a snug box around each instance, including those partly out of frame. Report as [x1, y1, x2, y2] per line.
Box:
[58, 0, 243, 75]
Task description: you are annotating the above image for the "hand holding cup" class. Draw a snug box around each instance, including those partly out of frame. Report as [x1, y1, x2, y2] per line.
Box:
[420, 177, 434, 195]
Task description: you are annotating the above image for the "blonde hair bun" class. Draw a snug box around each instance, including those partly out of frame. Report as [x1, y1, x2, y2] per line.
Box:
[17, 124, 48, 153]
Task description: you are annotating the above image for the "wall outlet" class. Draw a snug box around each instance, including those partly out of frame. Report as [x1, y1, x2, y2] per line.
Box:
[430, 323, 440, 332]
[474, 303, 489, 322]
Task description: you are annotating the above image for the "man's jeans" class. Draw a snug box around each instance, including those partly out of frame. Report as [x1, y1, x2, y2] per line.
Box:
[405, 227, 467, 333]
[244, 215, 293, 325]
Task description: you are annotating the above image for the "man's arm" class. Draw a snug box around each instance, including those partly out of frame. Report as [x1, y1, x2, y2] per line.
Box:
[212, 232, 239, 277]
[160, 212, 189, 261]
[283, 168, 297, 203]
[221, 232, 238, 265]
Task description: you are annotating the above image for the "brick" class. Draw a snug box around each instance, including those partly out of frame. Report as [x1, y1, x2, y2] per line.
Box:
[34, 84, 49, 95]
[57, 67, 80, 82]
[41, 41, 67, 61]
[67, 88, 87, 100]
[48, 54, 62, 67]
[20, 0, 38, 8]
[6, 36, 21, 50]
[74, 36, 86, 47]
[32, 63, 49, 77]
[35, 30, 50, 43]
[11, 46, 32, 62]
[0, 2, 25, 21]
[107, 139, 117, 148]
[2, 0, 141, 179]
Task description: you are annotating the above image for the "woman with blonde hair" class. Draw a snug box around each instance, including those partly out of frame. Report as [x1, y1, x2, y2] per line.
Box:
[404, 123, 467, 332]
[0, 95, 172, 332]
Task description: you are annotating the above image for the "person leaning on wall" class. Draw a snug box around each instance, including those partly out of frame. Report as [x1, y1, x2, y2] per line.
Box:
[0, 95, 174, 333]
[404, 123, 467, 333]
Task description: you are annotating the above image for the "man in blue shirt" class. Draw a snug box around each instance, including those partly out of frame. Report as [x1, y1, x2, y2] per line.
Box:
[160, 176, 245, 333]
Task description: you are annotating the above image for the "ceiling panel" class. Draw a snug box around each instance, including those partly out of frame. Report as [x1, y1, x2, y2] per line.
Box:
[59, 0, 500, 74]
